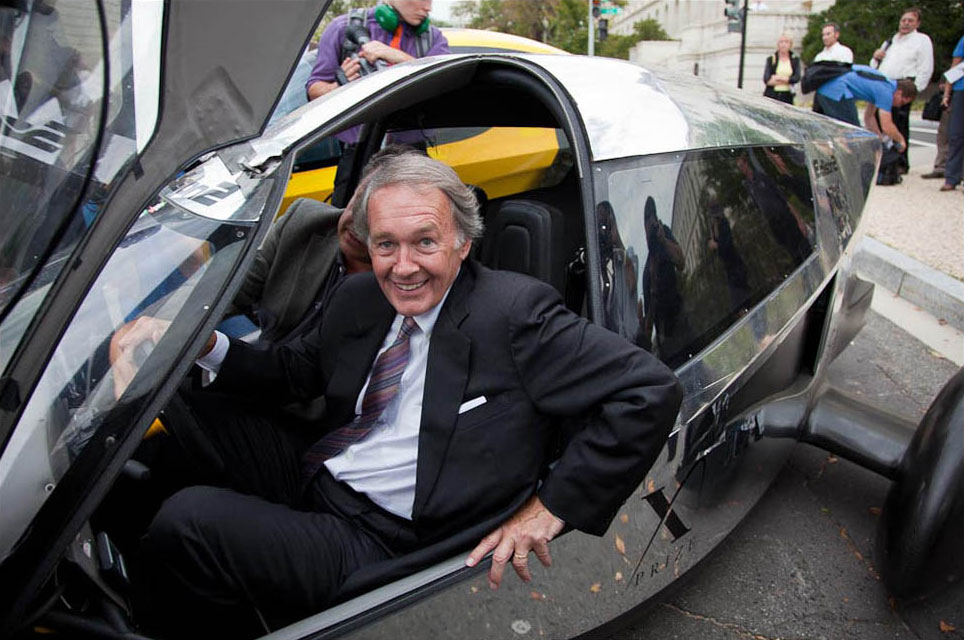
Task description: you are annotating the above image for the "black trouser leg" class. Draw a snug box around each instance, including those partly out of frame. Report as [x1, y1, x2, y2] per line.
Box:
[166, 388, 308, 503]
[139, 486, 390, 639]
[892, 102, 910, 170]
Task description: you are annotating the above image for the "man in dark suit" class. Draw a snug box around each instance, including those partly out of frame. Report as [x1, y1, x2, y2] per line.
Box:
[135, 154, 682, 638]
[224, 197, 350, 343]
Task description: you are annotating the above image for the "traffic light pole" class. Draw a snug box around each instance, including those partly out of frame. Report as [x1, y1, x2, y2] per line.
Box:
[737, 0, 747, 88]
[588, 0, 594, 56]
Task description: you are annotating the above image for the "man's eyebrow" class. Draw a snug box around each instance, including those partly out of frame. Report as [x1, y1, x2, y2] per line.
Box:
[370, 230, 394, 242]
[414, 222, 440, 235]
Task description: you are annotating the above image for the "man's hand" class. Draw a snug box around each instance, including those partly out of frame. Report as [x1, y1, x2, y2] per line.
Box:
[359, 41, 413, 66]
[339, 56, 362, 83]
[465, 495, 565, 590]
[873, 48, 886, 62]
[109, 316, 171, 399]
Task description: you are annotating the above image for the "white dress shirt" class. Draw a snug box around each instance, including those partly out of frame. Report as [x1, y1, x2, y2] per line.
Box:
[196, 281, 456, 519]
[814, 42, 853, 64]
[324, 292, 449, 520]
[874, 30, 934, 93]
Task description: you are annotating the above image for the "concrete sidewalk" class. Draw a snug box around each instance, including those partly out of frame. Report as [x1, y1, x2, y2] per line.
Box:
[853, 131, 964, 333]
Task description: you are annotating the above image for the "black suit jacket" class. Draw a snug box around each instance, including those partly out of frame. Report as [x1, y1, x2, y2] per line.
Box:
[215, 260, 682, 543]
[228, 198, 342, 343]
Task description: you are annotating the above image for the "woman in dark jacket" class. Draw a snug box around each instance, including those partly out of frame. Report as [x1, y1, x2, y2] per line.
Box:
[763, 34, 801, 105]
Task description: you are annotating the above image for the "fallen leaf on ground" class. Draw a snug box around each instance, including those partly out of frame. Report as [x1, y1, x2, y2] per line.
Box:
[939, 620, 956, 633]
[620, 514, 629, 524]
[615, 572, 623, 582]
[589, 583, 601, 593]
[647, 478, 656, 493]
[827, 455, 839, 464]
[869, 506, 882, 516]
[614, 534, 626, 555]
[470, 586, 478, 593]
[530, 591, 544, 600]
[839, 527, 849, 539]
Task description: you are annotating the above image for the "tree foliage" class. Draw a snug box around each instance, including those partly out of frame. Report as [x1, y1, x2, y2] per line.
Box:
[801, 0, 964, 85]
[632, 18, 670, 41]
[452, 0, 668, 59]
[595, 18, 671, 60]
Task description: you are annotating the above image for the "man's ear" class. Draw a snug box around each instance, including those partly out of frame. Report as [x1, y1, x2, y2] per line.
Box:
[458, 239, 472, 260]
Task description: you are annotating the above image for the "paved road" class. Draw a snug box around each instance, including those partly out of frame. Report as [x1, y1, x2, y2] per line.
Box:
[910, 119, 938, 148]
[606, 310, 963, 640]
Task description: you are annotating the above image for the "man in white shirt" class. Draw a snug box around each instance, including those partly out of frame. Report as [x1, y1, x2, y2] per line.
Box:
[870, 7, 934, 172]
[814, 22, 853, 64]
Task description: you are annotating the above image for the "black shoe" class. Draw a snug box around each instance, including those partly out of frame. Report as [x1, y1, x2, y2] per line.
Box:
[921, 171, 945, 179]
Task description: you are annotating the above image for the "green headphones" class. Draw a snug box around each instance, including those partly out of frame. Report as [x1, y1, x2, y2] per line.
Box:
[373, 2, 430, 35]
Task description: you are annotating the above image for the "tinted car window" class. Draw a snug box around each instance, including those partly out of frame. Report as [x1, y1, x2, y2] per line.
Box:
[594, 145, 815, 368]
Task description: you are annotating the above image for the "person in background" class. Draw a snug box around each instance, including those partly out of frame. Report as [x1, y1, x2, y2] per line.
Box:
[870, 7, 934, 174]
[922, 77, 951, 180]
[813, 22, 853, 64]
[938, 34, 963, 192]
[763, 34, 801, 105]
[815, 65, 917, 143]
[305, 1, 450, 206]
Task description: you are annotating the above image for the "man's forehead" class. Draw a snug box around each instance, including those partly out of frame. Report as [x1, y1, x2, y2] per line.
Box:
[369, 183, 455, 229]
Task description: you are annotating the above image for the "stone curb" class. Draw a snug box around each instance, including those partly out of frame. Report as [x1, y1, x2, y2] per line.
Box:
[854, 236, 964, 332]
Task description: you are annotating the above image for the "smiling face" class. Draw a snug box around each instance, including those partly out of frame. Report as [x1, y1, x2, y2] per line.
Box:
[821, 25, 838, 47]
[368, 183, 470, 317]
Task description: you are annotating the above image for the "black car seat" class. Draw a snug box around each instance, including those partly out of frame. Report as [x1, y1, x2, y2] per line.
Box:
[480, 199, 566, 295]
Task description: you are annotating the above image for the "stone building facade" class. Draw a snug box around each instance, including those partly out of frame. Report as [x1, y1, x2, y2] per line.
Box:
[609, 0, 836, 93]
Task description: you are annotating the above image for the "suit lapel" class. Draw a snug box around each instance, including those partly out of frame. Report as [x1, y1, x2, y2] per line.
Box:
[325, 277, 394, 425]
[280, 231, 339, 331]
[412, 265, 474, 520]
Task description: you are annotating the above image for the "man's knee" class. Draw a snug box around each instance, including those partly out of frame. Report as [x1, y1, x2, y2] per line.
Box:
[138, 487, 268, 638]
[144, 486, 228, 568]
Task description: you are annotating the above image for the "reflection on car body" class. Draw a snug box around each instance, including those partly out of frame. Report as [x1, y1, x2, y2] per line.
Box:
[0, 1, 961, 639]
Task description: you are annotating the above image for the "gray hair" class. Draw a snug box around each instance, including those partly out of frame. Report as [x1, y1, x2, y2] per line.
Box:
[352, 153, 484, 248]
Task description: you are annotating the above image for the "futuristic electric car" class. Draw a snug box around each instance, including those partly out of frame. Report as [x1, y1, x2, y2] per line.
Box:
[0, 1, 961, 639]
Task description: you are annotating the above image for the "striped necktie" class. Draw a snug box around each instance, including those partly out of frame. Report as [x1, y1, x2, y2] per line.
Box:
[301, 316, 418, 483]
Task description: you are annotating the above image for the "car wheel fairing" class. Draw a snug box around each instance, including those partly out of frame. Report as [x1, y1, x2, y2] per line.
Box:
[878, 366, 964, 600]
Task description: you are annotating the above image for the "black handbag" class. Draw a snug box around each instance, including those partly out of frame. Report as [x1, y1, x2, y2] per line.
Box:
[801, 61, 852, 94]
[922, 92, 943, 121]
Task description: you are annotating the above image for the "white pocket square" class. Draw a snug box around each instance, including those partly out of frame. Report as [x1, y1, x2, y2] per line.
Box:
[458, 396, 487, 414]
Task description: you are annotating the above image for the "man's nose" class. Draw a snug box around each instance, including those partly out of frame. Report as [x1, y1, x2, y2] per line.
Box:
[393, 244, 419, 276]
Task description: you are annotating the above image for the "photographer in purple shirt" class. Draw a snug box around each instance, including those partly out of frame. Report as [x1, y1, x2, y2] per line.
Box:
[305, 1, 449, 205]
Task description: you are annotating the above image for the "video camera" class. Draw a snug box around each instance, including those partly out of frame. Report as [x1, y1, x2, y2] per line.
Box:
[336, 23, 388, 84]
